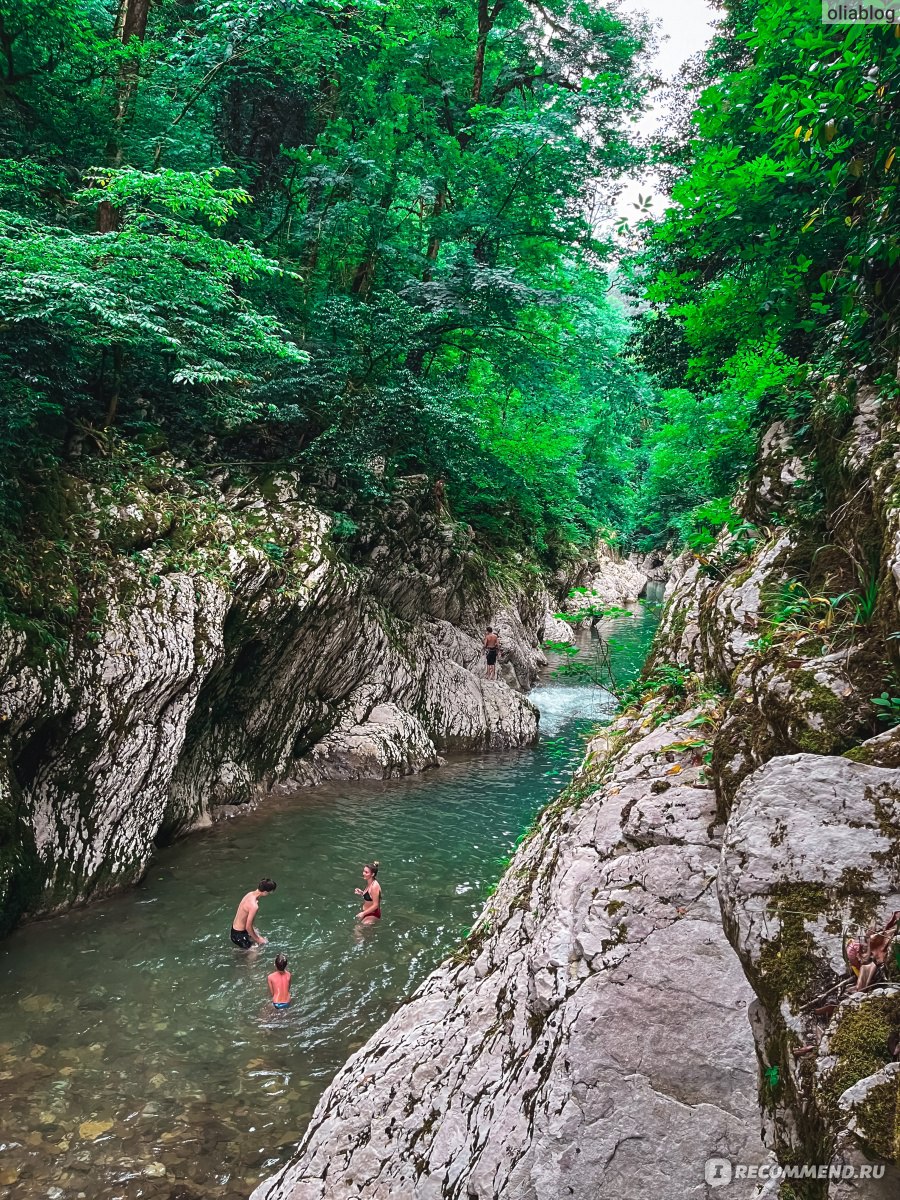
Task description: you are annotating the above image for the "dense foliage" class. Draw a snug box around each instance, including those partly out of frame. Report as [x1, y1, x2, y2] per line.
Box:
[0, 0, 657, 574]
[633, 0, 900, 548]
[6, 0, 899, 603]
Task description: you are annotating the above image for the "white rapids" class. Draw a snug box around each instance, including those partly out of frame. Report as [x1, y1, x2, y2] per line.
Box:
[529, 684, 616, 735]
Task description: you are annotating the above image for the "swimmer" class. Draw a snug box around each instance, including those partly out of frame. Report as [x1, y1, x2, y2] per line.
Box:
[354, 861, 382, 923]
[230, 878, 276, 949]
[267, 954, 292, 1008]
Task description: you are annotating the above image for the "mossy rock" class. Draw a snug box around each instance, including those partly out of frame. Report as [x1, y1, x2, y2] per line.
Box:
[756, 884, 832, 1011]
[843, 1070, 900, 1163]
[818, 992, 900, 1161]
[844, 728, 900, 769]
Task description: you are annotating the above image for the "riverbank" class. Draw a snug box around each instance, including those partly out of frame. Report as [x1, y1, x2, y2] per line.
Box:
[255, 677, 765, 1200]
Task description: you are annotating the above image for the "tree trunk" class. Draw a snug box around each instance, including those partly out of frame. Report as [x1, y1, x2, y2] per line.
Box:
[97, 0, 151, 232]
[423, 185, 447, 282]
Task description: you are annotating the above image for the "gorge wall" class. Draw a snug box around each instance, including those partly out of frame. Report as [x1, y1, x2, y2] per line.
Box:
[253, 380, 900, 1199]
[0, 474, 576, 934]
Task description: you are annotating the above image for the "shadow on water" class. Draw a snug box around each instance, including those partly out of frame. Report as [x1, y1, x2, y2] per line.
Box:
[0, 601, 659, 1199]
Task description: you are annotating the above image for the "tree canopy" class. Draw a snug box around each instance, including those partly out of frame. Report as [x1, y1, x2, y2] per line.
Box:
[4, 0, 899, 608]
[0, 0, 656, 576]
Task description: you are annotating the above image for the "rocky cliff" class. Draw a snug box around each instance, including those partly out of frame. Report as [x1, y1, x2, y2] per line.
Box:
[253, 380, 900, 1199]
[0, 474, 553, 933]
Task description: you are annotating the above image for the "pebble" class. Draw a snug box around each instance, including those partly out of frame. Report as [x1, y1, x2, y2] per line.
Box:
[18, 994, 57, 1013]
[144, 1162, 167, 1178]
[78, 1119, 113, 1140]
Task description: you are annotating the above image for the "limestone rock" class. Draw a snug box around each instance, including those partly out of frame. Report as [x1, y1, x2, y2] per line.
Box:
[563, 546, 648, 621]
[720, 753, 900, 1022]
[652, 551, 717, 673]
[720, 755, 900, 1184]
[629, 547, 671, 582]
[845, 725, 900, 768]
[541, 612, 575, 646]
[837, 1059, 900, 1156]
[252, 710, 764, 1200]
[282, 704, 440, 786]
[712, 644, 880, 812]
[744, 421, 809, 520]
[698, 533, 794, 678]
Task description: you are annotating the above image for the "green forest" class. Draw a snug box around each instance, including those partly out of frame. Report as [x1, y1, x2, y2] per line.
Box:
[2, 0, 899, 601]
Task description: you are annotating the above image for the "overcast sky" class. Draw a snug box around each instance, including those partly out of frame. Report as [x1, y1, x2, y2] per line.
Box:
[613, 0, 717, 220]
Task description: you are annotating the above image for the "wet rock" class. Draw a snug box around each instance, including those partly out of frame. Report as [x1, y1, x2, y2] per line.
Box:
[77, 1119, 114, 1140]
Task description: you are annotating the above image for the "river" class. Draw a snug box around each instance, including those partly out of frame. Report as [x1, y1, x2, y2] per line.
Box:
[0, 593, 661, 1199]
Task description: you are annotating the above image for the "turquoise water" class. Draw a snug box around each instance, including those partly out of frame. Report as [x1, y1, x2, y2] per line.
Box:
[0, 601, 659, 1200]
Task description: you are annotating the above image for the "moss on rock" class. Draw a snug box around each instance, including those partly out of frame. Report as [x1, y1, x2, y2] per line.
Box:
[817, 993, 900, 1160]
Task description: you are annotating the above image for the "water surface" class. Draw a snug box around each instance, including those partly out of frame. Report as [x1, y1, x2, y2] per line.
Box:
[0, 602, 658, 1199]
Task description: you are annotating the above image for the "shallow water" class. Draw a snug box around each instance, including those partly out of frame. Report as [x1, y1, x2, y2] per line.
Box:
[0, 601, 658, 1199]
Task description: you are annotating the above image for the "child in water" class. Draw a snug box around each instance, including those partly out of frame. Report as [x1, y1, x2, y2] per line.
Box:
[267, 954, 292, 1008]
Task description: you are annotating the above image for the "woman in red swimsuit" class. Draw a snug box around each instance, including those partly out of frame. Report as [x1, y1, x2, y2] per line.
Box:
[354, 861, 382, 922]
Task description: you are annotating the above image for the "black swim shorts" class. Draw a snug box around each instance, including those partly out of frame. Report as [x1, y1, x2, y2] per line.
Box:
[486, 649, 498, 665]
[230, 927, 253, 949]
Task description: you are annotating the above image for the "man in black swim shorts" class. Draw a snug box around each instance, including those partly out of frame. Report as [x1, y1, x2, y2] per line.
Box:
[230, 878, 276, 949]
[483, 627, 500, 680]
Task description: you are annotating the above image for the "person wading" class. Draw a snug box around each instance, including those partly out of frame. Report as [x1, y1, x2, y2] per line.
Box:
[354, 862, 382, 923]
[483, 627, 500, 680]
[230, 878, 276, 949]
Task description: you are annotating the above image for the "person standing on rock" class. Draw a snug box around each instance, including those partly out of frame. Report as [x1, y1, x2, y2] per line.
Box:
[230, 878, 276, 949]
[483, 627, 500, 680]
[354, 862, 382, 923]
